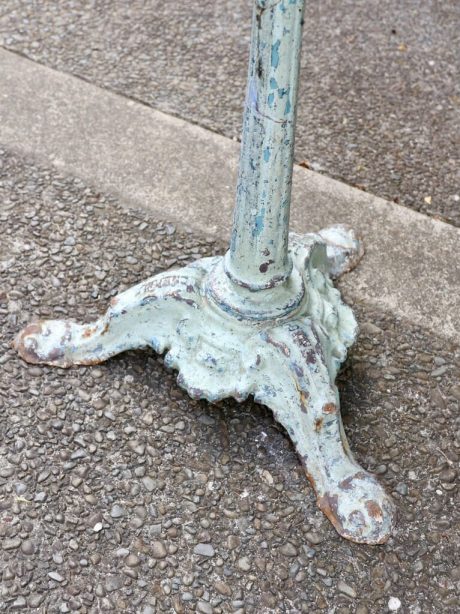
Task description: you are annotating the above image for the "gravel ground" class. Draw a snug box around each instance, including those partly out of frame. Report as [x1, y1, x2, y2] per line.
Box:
[1, 148, 459, 612]
[0, 0, 459, 225]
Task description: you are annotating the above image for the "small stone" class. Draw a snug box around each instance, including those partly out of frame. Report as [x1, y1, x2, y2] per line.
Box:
[197, 602, 213, 614]
[151, 541, 167, 559]
[48, 571, 65, 582]
[20, 539, 36, 555]
[0, 467, 14, 478]
[3, 537, 21, 550]
[11, 596, 27, 609]
[360, 322, 383, 335]
[237, 556, 251, 571]
[126, 554, 140, 567]
[128, 440, 146, 455]
[105, 575, 123, 592]
[141, 476, 156, 491]
[93, 522, 103, 532]
[388, 597, 402, 611]
[95, 584, 106, 597]
[280, 542, 298, 557]
[110, 504, 125, 518]
[3, 566, 14, 580]
[227, 535, 240, 549]
[449, 385, 460, 401]
[305, 532, 323, 545]
[214, 580, 232, 596]
[431, 366, 448, 377]
[194, 543, 215, 557]
[439, 467, 457, 483]
[37, 470, 50, 483]
[92, 398, 106, 410]
[78, 389, 91, 401]
[450, 566, 460, 581]
[337, 580, 357, 598]
[395, 483, 408, 496]
[28, 594, 45, 608]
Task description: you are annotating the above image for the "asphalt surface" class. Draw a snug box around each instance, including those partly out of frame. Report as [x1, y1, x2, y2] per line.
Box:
[1, 148, 459, 612]
[0, 0, 459, 225]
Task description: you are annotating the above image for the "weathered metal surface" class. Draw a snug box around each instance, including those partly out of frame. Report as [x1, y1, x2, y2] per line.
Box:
[14, 228, 395, 544]
[226, 0, 305, 290]
[14, 0, 395, 544]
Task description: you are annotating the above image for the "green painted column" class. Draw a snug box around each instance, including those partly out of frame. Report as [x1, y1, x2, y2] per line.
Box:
[225, 0, 305, 290]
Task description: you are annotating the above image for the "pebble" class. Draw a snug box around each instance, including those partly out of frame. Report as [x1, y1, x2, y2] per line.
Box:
[337, 580, 357, 598]
[197, 602, 213, 614]
[151, 541, 167, 559]
[214, 580, 232, 596]
[141, 476, 156, 491]
[20, 539, 36, 555]
[128, 439, 146, 455]
[49, 571, 65, 582]
[3, 538, 21, 550]
[194, 543, 215, 557]
[110, 504, 125, 518]
[431, 366, 448, 377]
[280, 542, 298, 557]
[28, 594, 45, 608]
[126, 553, 140, 567]
[388, 597, 402, 611]
[305, 532, 323, 545]
[439, 467, 457, 483]
[105, 575, 124, 592]
[237, 557, 251, 571]
[4, 566, 14, 580]
[395, 483, 408, 496]
[11, 596, 27, 609]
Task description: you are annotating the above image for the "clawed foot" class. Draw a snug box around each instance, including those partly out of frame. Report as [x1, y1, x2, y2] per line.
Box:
[253, 323, 395, 544]
[13, 264, 210, 368]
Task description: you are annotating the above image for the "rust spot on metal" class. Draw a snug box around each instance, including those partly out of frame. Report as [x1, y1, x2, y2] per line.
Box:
[366, 500, 383, 521]
[82, 326, 97, 338]
[299, 390, 309, 414]
[317, 492, 344, 531]
[323, 403, 337, 414]
[101, 322, 110, 336]
[315, 417, 323, 432]
[259, 259, 274, 273]
[292, 328, 323, 365]
[339, 471, 367, 491]
[264, 334, 291, 356]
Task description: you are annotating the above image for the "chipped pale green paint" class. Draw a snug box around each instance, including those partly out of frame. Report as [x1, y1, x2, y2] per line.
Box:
[227, 0, 305, 290]
[14, 0, 395, 544]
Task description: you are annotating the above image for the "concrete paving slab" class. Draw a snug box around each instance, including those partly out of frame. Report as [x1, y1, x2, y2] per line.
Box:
[0, 49, 459, 341]
[0, 0, 458, 224]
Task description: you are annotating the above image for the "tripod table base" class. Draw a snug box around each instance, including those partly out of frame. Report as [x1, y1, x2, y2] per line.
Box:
[14, 225, 394, 544]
